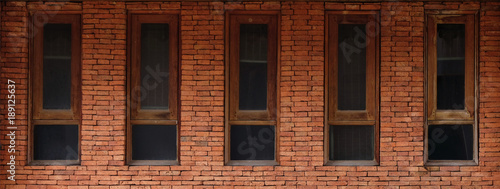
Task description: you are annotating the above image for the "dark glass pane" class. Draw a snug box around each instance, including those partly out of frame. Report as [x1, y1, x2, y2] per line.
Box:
[337, 24, 366, 110]
[34, 125, 78, 160]
[436, 24, 465, 110]
[132, 125, 176, 160]
[43, 24, 72, 109]
[330, 125, 374, 160]
[428, 125, 473, 160]
[239, 24, 268, 110]
[230, 125, 275, 160]
[140, 24, 170, 109]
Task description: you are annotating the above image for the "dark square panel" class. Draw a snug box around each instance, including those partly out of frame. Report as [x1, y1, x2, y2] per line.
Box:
[140, 23, 170, 110]
[132, 125, 177, 160]
[330, 125, 374, 160]
[428, 125, 473, 160]
[239, 24, 268, 110]
[230, 125, 275, 160]
[34, 125, 79, 160]
[436, 24, 466, 110]
[43, 24, 72, 110]
[337, 24, 367, 110]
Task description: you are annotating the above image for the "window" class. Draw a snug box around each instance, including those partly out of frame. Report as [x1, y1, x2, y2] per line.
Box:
[325, 12, 379, 165]
[30, 14, 81, 165]
[225, 11, 279, 165]
[425, 12, 478, 165]
[127, 14, 179, 165]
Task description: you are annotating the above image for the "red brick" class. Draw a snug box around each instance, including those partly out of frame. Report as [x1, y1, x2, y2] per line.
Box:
[0, 1, 498, 189]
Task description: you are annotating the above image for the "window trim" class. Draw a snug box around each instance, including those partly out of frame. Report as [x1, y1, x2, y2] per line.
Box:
[129, 14, 179, 121]
[424, 11, 478, 166]
[32, 14, 81, 121]
[324, 11, 380, 166]
[228, 13, 278, 122]
[126, 12, 180, 166]
[225, 10, 280, 166]
[29, 13, 82, 165]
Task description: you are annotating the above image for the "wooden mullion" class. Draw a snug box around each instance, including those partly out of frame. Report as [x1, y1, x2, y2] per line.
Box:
[71, 14, 82, 121]
[267, 14, 278, 121]
[224, 10, 231, 165]
[464, 14, 475, 119]
[427, 14, 437, 120]
[126, 11, 134, 165]
[130, 119, 177, 126]
[169, 14, 179, 120]
[428, 119, 474, 125]
[130, 14, 140, 120]
[229, 14, 240, 121]
[229, 120, 276, 126]
[328, 120, 376, 126]
[33, 119, 80, 125]
[366, 14, 377, 121]
[32, 14, 44, 120]
[328, 14, 338, 122]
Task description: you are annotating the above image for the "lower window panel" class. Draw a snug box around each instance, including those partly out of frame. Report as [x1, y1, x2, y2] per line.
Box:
[330, 125, 374, 160]
[34, 125, 79, 160]
[230, 125, 275, 160]
[132, 125, 177, 160]
[428, 124, 473, 160]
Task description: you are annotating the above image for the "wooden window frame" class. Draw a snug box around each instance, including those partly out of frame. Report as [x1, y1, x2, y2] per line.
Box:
[325, 11, 379, 166]
[127, 12, 180, 166]
[225, 11, 280, 166]
[29, 13, 82, 165]
[424, 11, 478, 166]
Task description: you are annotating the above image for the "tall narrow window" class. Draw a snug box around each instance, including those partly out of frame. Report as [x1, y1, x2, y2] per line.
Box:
[325, 12, 379, 165]
[31, 14, 81, 165]
[128, 14, 179, 165]
[425, 12, 477, 165]
[226, 12, 278, 165]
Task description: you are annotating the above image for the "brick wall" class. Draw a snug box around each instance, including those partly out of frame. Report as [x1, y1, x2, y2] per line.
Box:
[1, 1, 499, 188]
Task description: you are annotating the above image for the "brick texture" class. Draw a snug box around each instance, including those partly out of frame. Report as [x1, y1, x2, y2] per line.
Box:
[1, 1, 499, 188]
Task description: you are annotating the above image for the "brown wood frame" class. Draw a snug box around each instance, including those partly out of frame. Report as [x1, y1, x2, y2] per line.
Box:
[129, 14, 178, 121]
[228, 13, 278, 122]
[324, 11, 379, 166]
[225, 11, 280, 166]
[424, 11, 478, 166]
[127, 12, 180, 166]
[426, 13, 475, 121]
[29, 13, 82, 165]
[32, 14, 81, 120]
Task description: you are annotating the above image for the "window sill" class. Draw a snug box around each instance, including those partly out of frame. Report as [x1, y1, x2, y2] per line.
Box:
[29, 160, 80, 166]
[128, 160, 179, 166]
[226, 160, 278, 166]
[425, 160, 478, 166]
[325, 160, 378, 166]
